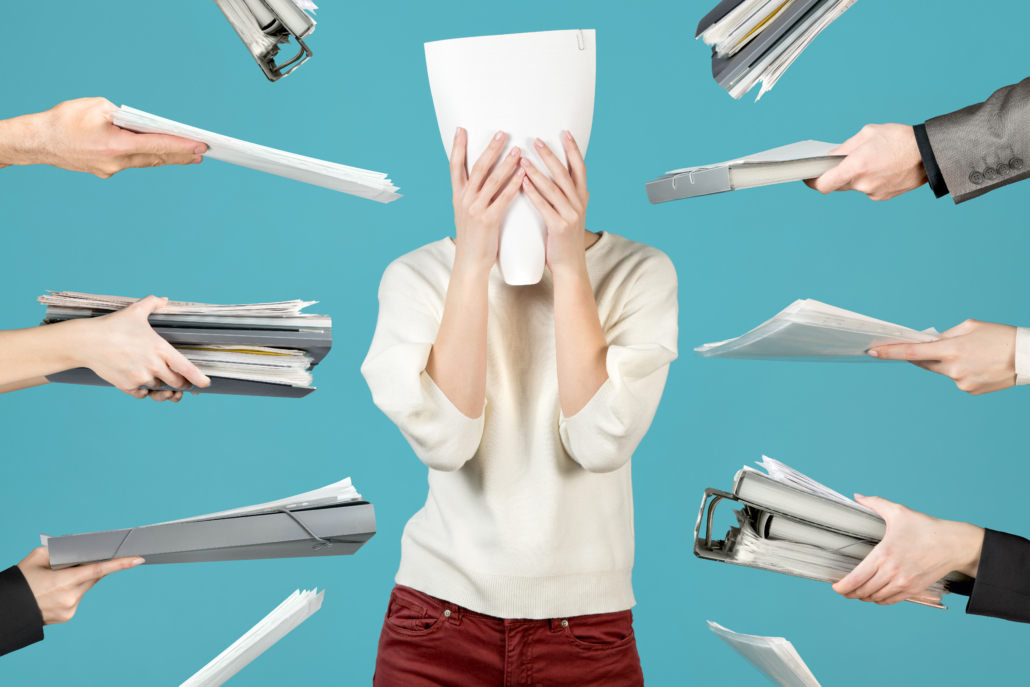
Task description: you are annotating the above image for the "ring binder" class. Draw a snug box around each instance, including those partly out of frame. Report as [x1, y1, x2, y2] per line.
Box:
[214, 0, 316, 81]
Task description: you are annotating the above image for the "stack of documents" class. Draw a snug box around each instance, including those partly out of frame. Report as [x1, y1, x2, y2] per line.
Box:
[695, 299, 939, 361]
[214, 0, 317, 82]
[646, 141, 842, 203]
[111, 106, 400, 203]
[708, 622, 821, 687]
[44, 477, 375, 568]
[697, 0, 860, 100]
[694, 456, 965, 608]
[181, 589, 324, 687]
[40, 291, 332, 398]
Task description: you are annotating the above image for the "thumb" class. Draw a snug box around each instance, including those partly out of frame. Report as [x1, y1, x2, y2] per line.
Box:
[854, 493, 895, 518]
[809, 157, 854, 194]
[128, 295, 168, 317]
[117, 130, 207, 156]
[828, 128, 868, 157]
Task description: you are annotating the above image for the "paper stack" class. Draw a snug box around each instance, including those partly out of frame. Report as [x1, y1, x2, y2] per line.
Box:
[39, 291, 332, 398]
[707, 622, 821, 687]
[111, 106, 401, 203]
[697, 0, 860, 100]
[695, 299, 938, 361]
[181, 589, 324, 687]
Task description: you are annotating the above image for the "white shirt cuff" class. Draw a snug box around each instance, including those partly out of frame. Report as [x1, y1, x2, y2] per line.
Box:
[1016, 327, 1030, 385]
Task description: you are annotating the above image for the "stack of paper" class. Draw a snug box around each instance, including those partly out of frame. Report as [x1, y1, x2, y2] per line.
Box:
[696, 0, 860, 101]
[695, 299, 939, 361]
[181, 589, 324, 687]
[707, 622, 821, 687]
[111, 106, 400, 203]
[39, 291, 332, 397]
[646, 141, 842, 203]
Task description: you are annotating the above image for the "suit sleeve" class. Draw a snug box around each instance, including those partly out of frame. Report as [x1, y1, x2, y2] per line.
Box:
[558, 252, 679, 474]
[965, 529, 1030, 623]
[0, 565, 44, 657]
[923, 77, 1030, 204]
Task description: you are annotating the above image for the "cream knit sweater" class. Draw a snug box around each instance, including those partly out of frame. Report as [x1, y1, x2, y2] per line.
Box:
[361, 232, 678, 619]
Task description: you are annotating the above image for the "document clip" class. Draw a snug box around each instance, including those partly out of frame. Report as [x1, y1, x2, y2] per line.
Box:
[693, 488, 748, 562]
[216, 0, 316, 82]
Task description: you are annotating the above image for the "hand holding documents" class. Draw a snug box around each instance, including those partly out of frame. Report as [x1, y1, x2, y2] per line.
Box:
[111, 106, 400, 202]
[697, 0, 860, 100]
[425, 30, 595, 285]
[213, 0, 317, 81]
[646, 141, 842, 203]
[695, 299, 939, 361]
[694, 456, 966, 608]
[40, 291, 332, 398]
[708, 622, 821, 687]
[181, 589, 323, 687]
[45, 477, 374, 569]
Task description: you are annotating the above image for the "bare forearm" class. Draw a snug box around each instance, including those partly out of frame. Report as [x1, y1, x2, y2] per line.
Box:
[553, 266, 608, 416]
[0, 112, 43, 167]
[0, 321, 85, 387]
[426, 263, 490, 418]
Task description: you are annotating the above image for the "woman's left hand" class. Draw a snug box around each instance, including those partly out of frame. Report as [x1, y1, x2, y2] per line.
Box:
[520, 132, 589, 278]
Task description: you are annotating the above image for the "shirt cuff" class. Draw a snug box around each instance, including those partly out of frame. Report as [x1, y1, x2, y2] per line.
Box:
[913, 123, 949, 199]
[1016, 328, 1030, 385]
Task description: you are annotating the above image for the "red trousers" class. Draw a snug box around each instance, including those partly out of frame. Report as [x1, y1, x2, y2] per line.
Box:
[373, 585, 645, 687]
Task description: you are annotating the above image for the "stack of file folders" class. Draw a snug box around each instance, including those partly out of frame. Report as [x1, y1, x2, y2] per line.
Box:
[697, 0, 860, 100]
[694, 456, 971, 609]
[44, 477, 374, 568]
[39, 291, 332, 398]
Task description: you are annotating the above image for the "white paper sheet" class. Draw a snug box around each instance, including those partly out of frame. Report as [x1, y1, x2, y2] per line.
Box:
[425, 30, 596, 285]
[707, 622, 821, 687]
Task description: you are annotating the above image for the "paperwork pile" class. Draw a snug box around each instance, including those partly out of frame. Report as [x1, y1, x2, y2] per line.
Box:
[707, 622, 821, 687]
[697, 0, 860, 100]
[181, 589, 324, 687]
[40, 291, 332, 398]
[695, 299, 938, 361]
[112, 106, 400, 202]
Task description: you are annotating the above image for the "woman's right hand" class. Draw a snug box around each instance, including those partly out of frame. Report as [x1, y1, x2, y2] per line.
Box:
[449, 127, 525, 277]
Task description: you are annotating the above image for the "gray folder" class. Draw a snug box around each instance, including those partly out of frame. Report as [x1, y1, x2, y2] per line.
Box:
[46, 502, 376, 570]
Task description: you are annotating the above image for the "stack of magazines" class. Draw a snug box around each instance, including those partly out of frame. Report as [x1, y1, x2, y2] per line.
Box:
[39, 291, 332, 398]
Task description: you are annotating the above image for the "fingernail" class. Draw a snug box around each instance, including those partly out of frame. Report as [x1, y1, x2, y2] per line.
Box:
[867, 350, 879, 358]
[194, 145, 206, 154]
[131, 558, 145, 567]
[522, 178, 530, 188]
[516, 167, 525, 177]
[510, 146, 520, 157]
[565, 130, 574, 141]
[521, 158, 532, 167]
[494, 131, 505, 141]
[535, 138, 545, 148]
[854, 493, 865, 499]
[455, 126, 461, 139]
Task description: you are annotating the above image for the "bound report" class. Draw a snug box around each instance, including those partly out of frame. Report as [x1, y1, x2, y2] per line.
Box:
[696, 0, 860, 100]
[111, 106, 400, 203]
[695, 299, 939, 360]
[181, 589, 324, 687]
[646, 141, 842, 203]
[213, 0, 317, 81]
[708, 622, 821, 687]
[694, 456, 969, 609]
[44, 477, 375, 569]
[39, 291, 332, 398]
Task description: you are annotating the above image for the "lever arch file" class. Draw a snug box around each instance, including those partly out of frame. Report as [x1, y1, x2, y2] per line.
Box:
[214, 0, 316, 81]
[45, 478, 375, 569]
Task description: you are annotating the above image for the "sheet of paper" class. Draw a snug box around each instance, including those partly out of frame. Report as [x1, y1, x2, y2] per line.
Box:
[425, 30, 595, 285]
[666, 141, 839, 175]
[707, 622, 821, 687]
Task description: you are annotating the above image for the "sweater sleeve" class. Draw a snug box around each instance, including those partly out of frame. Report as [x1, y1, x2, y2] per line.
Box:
[965, 529, 1030, 624]
[0, 565, 44, 657]
[1016, 327, 1030, 386]
[558, 252, 679, 473]
[360, 258, 486, 472]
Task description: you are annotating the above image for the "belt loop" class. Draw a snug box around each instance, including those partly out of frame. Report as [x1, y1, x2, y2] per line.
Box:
[446, 603, 462, 625]
[549, 618, 565, 632]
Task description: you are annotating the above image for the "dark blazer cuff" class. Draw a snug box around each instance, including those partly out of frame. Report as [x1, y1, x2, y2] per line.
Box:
[0, 565, 44, 657]
[913, 123, 949, 199]
[965, 529, 1030, 624]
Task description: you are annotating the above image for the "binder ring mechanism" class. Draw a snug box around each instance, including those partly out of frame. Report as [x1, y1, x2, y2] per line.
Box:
[278, 508, 335, 550]
[695, 488, 741, 554]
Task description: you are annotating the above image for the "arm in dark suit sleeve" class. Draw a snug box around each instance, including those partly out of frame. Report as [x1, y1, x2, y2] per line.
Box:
[923, 77, 1030, 204]
[965, 529, 1030, 623]
[0, 565, 44, 656]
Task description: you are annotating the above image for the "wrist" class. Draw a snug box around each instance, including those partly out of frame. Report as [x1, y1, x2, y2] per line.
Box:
[51, 318, 93, 371]
[451, 253, 493, 286]
[951, 521, 985, 577]
[0, 112, 46, 167]
[550, 257, 590, 289]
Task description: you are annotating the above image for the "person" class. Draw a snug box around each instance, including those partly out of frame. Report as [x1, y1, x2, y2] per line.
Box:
[0, 97, 205, 177]
[831, 494, 1030, 624]
[868, 319, 1030, 395]
[0, 548, 144, 657]
[361, 128, 678, 686]
[805, 78, 1029, 203]
[0, 295, 211, 402]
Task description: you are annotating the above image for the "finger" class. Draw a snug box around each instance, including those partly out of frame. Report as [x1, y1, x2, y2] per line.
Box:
[488, 167, 525, 216]
[562, 130, 587, 195]
[809, 157, 856, 194]
[870, 580, 908, 604]
[827, 128, 869, 157]
[477, 146, 522, 207]
[467, 131, 507, 192]
[848, 568, 893, 601]
[120, 152, 203, 169]
[112, 129, 207, 157]
[126, 388, 149, 400]
[939, 319, 979, 339]
[153, 363, 189, 391]
[911, 360, 946, 374]
[163, 347, 210, 388]
[521, 177, 563, 225]
[69, 556, 145, 586]
[532, 138, 578, 204]
[146, 389, 177, 402]
[449, 127, 468, 194]
[520, 158, 577, 218]
[881, 589, 917, 605]
[833, 556, 878, 596]
[867, 341, 946, 361]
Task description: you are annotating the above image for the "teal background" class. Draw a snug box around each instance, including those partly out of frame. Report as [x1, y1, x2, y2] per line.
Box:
[2, 0, 1028, 684]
